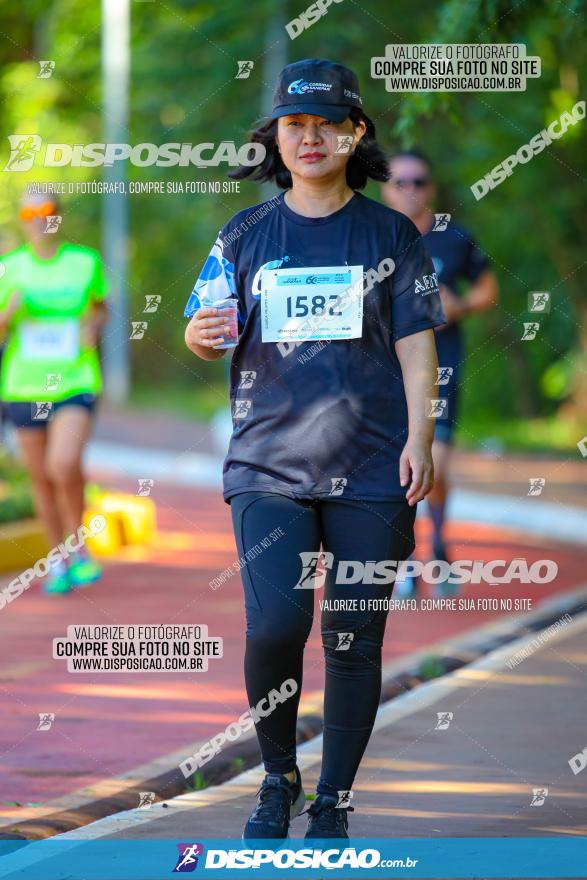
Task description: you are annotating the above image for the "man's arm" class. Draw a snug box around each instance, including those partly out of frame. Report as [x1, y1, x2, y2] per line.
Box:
[440, 269, 499, 324]
[461, 268, 499, 315]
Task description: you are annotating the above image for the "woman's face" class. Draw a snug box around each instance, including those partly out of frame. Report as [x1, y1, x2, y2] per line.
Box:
[276, 113, 366, 183]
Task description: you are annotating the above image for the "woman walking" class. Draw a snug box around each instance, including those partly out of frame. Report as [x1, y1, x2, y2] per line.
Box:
[0, 192, 108, 594]
[185, 59, 444, 840]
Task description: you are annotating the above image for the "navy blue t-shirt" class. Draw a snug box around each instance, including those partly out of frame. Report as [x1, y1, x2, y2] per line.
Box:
[185, 192, 445, 503]
[423, 220, 490, 369]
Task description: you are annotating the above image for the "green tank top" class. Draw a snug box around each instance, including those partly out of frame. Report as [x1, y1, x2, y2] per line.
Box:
[0, 242, 108, 401]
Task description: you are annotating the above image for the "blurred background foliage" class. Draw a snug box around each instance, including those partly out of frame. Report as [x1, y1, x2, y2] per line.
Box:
[0, 0, 585, 450]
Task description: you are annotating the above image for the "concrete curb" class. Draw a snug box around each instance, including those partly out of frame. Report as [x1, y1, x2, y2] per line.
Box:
[3, 583, 586, 841]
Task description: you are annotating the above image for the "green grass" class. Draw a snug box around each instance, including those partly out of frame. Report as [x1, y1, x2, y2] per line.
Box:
[0, 450, 34, 525]
[186, 771, 209, 792]
[458, 414, 583, 455]
[418, 655, 445, 680]
[130, 381, 229, 422]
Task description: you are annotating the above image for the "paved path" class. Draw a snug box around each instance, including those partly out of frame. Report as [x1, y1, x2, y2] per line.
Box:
[47, 611, 587, 880]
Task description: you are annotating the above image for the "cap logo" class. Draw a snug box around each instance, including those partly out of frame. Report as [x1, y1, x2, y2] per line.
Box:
[287, 79, 333, 95]
[344, 88, 362, 104]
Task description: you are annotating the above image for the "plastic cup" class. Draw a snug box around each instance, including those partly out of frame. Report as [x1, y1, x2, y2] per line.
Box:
[212, 297, 239, 350]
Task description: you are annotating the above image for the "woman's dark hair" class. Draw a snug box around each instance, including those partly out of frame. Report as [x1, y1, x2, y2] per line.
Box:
[388, 148, 434, 176]
[229, 108, 389, 190]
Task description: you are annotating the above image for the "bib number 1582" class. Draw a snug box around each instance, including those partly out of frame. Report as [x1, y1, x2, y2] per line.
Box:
[286, 294, 343, 318]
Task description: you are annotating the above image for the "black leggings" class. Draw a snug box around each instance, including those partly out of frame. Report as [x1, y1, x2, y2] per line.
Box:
[230, 491, 416, 798]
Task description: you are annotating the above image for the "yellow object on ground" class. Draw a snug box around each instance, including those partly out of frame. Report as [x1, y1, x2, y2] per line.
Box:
[0, 490, 157, 571]
[86, 491, 157, 553]
[83, 506, 125, 557]
[0, 519, 49, 573]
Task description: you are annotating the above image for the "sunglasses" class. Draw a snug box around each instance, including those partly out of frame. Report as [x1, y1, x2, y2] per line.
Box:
[19, 202, 57, 221]
[392, 178, 430, 189]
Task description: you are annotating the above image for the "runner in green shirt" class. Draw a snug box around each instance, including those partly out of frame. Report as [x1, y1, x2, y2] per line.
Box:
[0, 192, 109, 594]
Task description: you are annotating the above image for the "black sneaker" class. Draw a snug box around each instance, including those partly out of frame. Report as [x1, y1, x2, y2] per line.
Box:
[243, 766, 305, 841]
[303, 793, 354, 840]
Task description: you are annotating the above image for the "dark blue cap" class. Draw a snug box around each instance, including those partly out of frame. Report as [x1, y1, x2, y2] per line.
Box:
[271, 58, 371, 125]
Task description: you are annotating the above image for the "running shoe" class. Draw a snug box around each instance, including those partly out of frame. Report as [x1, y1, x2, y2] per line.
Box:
[42, 570, 72, 595]
[394, 572, 418, 599]
[303, 793, 354, 839]
[68, 556, 102, 588]
[243, 766, 305, 841]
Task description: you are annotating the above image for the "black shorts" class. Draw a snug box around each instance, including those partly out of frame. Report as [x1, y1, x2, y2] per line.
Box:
[5, 394, 98, 430]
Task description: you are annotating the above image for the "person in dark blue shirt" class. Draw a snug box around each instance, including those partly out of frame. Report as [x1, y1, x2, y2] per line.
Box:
[185, 60, 445, 841]
[382, 150, 499, 589]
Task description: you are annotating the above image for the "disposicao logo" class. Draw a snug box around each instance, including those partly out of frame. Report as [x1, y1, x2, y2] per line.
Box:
[173, 843, 204, 873]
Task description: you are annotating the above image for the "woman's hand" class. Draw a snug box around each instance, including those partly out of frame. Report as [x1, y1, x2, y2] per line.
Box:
[394, 329, 437, 506]
[185, 307, 230, 360]
[399, 435, 434, 506]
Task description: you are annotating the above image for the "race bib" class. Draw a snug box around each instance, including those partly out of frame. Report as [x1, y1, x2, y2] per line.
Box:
[260, 265, 364, 343]
[19, 319, 80, 361]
